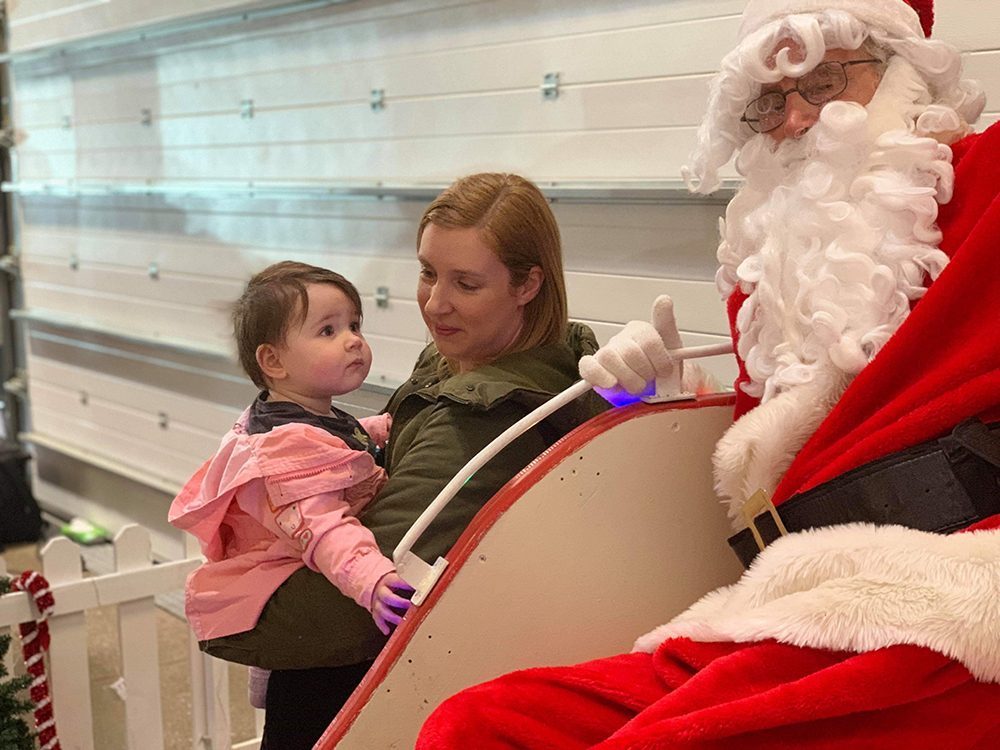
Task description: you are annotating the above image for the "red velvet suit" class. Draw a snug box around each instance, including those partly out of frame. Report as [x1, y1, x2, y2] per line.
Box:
[416, 123, 1000, 749]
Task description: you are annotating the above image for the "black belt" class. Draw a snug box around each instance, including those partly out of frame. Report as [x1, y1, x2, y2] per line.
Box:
[728, 419, 1000, 569]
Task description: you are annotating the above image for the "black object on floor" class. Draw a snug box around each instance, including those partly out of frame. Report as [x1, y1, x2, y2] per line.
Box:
[0, 441, 41, 547]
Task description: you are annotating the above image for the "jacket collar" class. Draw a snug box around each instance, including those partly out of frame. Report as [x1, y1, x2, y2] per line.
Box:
[388, 321, 599, 412]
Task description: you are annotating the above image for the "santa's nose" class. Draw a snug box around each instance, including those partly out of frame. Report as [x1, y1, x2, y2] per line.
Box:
[774, 94, 820, 143]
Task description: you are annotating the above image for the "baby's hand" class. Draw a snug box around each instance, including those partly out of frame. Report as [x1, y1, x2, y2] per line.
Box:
[371, 572, 414, 635]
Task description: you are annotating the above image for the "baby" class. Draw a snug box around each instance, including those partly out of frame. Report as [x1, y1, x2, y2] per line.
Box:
[169, 261, 412, 708]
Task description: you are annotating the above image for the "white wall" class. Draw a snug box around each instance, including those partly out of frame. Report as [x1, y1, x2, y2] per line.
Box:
[5, 0, 299, 53]
[4, 0, 999, 556]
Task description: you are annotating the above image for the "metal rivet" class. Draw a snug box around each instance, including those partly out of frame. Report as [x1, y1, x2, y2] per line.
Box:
[410, 378, 419, 385]
[375, 286, 390, 308]
[541, 72, 560, 101]
[465, 384, 474, 391]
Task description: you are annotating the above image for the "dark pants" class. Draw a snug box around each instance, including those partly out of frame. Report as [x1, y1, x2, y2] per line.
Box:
[260, 660, 374, 750]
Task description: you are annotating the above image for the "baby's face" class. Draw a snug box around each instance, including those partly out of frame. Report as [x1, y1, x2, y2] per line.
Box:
[275, 283, 372, 404]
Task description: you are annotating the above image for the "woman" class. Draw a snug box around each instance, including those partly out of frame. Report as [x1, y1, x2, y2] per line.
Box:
[202, 173, 607, 748]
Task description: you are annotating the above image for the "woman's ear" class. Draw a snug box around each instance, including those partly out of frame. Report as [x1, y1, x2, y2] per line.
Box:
[515, 266, 544, 306]
[256, 343, 286, 383]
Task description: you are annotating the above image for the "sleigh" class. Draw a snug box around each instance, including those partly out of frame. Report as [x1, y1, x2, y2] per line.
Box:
[316, 378, 743, 748]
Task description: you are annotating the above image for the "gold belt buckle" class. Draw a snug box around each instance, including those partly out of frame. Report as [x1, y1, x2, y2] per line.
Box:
[742, 489, 789, 553]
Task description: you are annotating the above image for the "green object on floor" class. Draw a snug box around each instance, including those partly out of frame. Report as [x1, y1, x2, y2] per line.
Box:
[61, 517, 108, 545]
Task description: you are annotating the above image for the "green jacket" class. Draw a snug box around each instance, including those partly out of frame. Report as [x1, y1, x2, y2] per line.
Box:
[202, 322, 607, 669]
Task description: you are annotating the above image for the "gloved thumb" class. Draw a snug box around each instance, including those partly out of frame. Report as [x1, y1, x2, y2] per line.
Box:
[651, 295, 682, 350]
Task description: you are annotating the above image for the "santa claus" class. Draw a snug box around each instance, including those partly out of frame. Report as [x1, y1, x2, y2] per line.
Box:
[417, 0, 1000, 747]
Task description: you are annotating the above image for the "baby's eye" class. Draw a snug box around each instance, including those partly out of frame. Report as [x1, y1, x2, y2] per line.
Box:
[320, 325, 334, 336]
[350, 321, 361, 333]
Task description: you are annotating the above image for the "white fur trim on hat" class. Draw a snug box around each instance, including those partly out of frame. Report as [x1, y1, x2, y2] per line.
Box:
[740, 0, 925, 41]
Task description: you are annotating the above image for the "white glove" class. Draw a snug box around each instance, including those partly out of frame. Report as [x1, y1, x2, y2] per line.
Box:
[579, 295, 683, 396]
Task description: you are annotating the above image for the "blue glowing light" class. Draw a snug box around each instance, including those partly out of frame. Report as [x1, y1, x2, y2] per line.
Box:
[594, 382, 655, 407]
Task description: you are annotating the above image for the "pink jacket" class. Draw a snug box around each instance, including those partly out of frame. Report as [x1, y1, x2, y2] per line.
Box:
[168, 409, 393, 640]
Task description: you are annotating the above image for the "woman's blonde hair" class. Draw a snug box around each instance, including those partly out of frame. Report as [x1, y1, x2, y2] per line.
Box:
[417, 173, 568, 355]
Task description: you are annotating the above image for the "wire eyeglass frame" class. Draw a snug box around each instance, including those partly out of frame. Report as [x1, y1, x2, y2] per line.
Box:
[740, 59, 883, 134]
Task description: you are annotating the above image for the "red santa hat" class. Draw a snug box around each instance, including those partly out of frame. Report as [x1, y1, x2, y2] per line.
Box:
[740, 0, 934, 41]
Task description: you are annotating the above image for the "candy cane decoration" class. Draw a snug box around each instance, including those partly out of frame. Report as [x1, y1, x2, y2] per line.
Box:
[10, 571, 61, 750]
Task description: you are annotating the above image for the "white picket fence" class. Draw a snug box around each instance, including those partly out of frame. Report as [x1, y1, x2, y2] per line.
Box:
[0, 525, 263, 750]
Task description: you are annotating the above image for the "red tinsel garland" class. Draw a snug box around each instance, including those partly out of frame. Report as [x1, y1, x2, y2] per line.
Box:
[10, 571, 61, 750]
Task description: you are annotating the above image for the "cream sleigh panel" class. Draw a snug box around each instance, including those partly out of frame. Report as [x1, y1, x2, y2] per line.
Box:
[317, 395, 743, 749]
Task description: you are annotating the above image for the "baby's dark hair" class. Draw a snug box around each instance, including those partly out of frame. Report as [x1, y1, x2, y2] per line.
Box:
[233, 260, 363, 388]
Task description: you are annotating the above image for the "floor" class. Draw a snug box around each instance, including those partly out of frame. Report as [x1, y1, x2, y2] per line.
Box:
[2, 536, 258, 750]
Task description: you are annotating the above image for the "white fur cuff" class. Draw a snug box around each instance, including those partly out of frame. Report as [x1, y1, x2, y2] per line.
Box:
[634, 523, 1000, 684]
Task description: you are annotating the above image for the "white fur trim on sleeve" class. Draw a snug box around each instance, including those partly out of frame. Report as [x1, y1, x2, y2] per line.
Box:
[633, 523, 1000, 683]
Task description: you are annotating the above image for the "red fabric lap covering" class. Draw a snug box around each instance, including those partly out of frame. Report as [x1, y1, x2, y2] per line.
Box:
[418, 638, 1000, 749]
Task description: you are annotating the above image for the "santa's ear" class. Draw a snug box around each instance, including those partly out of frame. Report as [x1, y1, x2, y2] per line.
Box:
[256, 343, 286, 383]
[515, 266, 544, 306]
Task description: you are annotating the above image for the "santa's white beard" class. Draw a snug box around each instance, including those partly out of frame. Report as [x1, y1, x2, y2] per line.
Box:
[713, 57, 956, 523]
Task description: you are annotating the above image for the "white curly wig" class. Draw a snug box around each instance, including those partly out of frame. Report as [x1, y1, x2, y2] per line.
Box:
[684, 8, 985, 193]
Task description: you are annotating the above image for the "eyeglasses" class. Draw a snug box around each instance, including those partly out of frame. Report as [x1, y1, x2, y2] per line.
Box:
[740, 59, 882, 134]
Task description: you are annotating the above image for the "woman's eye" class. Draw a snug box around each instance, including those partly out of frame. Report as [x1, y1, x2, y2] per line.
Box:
[458, 281, 479, 292]
[419, 268, 434, 280]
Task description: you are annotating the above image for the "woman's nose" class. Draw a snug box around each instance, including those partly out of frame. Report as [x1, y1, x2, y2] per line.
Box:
[775, 94, 819, 143]
[422, 283, 451, 314]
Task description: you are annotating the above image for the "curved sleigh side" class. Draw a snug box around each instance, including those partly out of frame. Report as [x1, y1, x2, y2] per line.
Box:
[317, 393, 742, 749]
